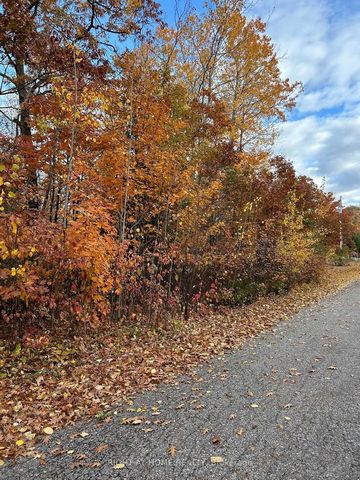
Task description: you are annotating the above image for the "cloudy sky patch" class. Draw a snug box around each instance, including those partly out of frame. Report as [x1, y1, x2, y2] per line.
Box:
[249, 0, 360, 205]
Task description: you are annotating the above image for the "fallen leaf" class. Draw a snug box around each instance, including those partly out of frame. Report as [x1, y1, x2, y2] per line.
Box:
[210, 456, 224, 464]
[95, 444, 108, 453]
[51, 447, 67, 456]
[79, 431, 89, 438]
[212, 435, 221, 444]
[0, 460, 4, 467]
[168, 445, 177, 457]
[153, 419, 172, 426]
[70, 461, 87, 469]
[250, 403, 259, 408]
[236, 427, 245, 436]
[16, 439, 24, 447]
[75, 453, 88, 460]
[121, 416, 145, 425]
[113, 463, 125, 469]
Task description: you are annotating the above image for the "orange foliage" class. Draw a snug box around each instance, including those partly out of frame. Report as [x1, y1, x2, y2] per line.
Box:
[0, 0, 354, 338]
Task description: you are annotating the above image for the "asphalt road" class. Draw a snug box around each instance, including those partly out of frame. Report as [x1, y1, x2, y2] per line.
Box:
[2, 281, 360, 480]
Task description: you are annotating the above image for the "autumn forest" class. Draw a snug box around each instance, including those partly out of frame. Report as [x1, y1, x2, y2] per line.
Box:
[0, 0, 358, 339]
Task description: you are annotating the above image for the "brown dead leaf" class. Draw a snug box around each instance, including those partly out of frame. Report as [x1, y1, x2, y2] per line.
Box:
[95, 444, 108, 453]
[75, 453, 88, 460]
[69, 461, 87, 469]
[153, 419, 172, 426]
[121, 416, 145, 425]
[167, 444, 177, 457]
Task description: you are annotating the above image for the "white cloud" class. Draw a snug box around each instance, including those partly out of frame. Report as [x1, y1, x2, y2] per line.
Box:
[249, 0, 360, 204]
[276, 110, 360, 205]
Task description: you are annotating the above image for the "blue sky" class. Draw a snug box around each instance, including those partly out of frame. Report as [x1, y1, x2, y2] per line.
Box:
[159, 0, 360, 205]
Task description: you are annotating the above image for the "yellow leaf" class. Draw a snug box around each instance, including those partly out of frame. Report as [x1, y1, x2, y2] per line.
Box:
[0, 459, 5, 466]
[16, 439, 24, 446]
[43, 427, 54, 435]
[210, 456, 224, 464]
[113, 463, 125, 469]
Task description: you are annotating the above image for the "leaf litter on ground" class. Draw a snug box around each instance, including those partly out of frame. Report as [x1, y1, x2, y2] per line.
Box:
[0, 264, 360, 462]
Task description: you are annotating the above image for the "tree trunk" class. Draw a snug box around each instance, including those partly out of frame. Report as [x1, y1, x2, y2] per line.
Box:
[15, 55, 39, 209]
